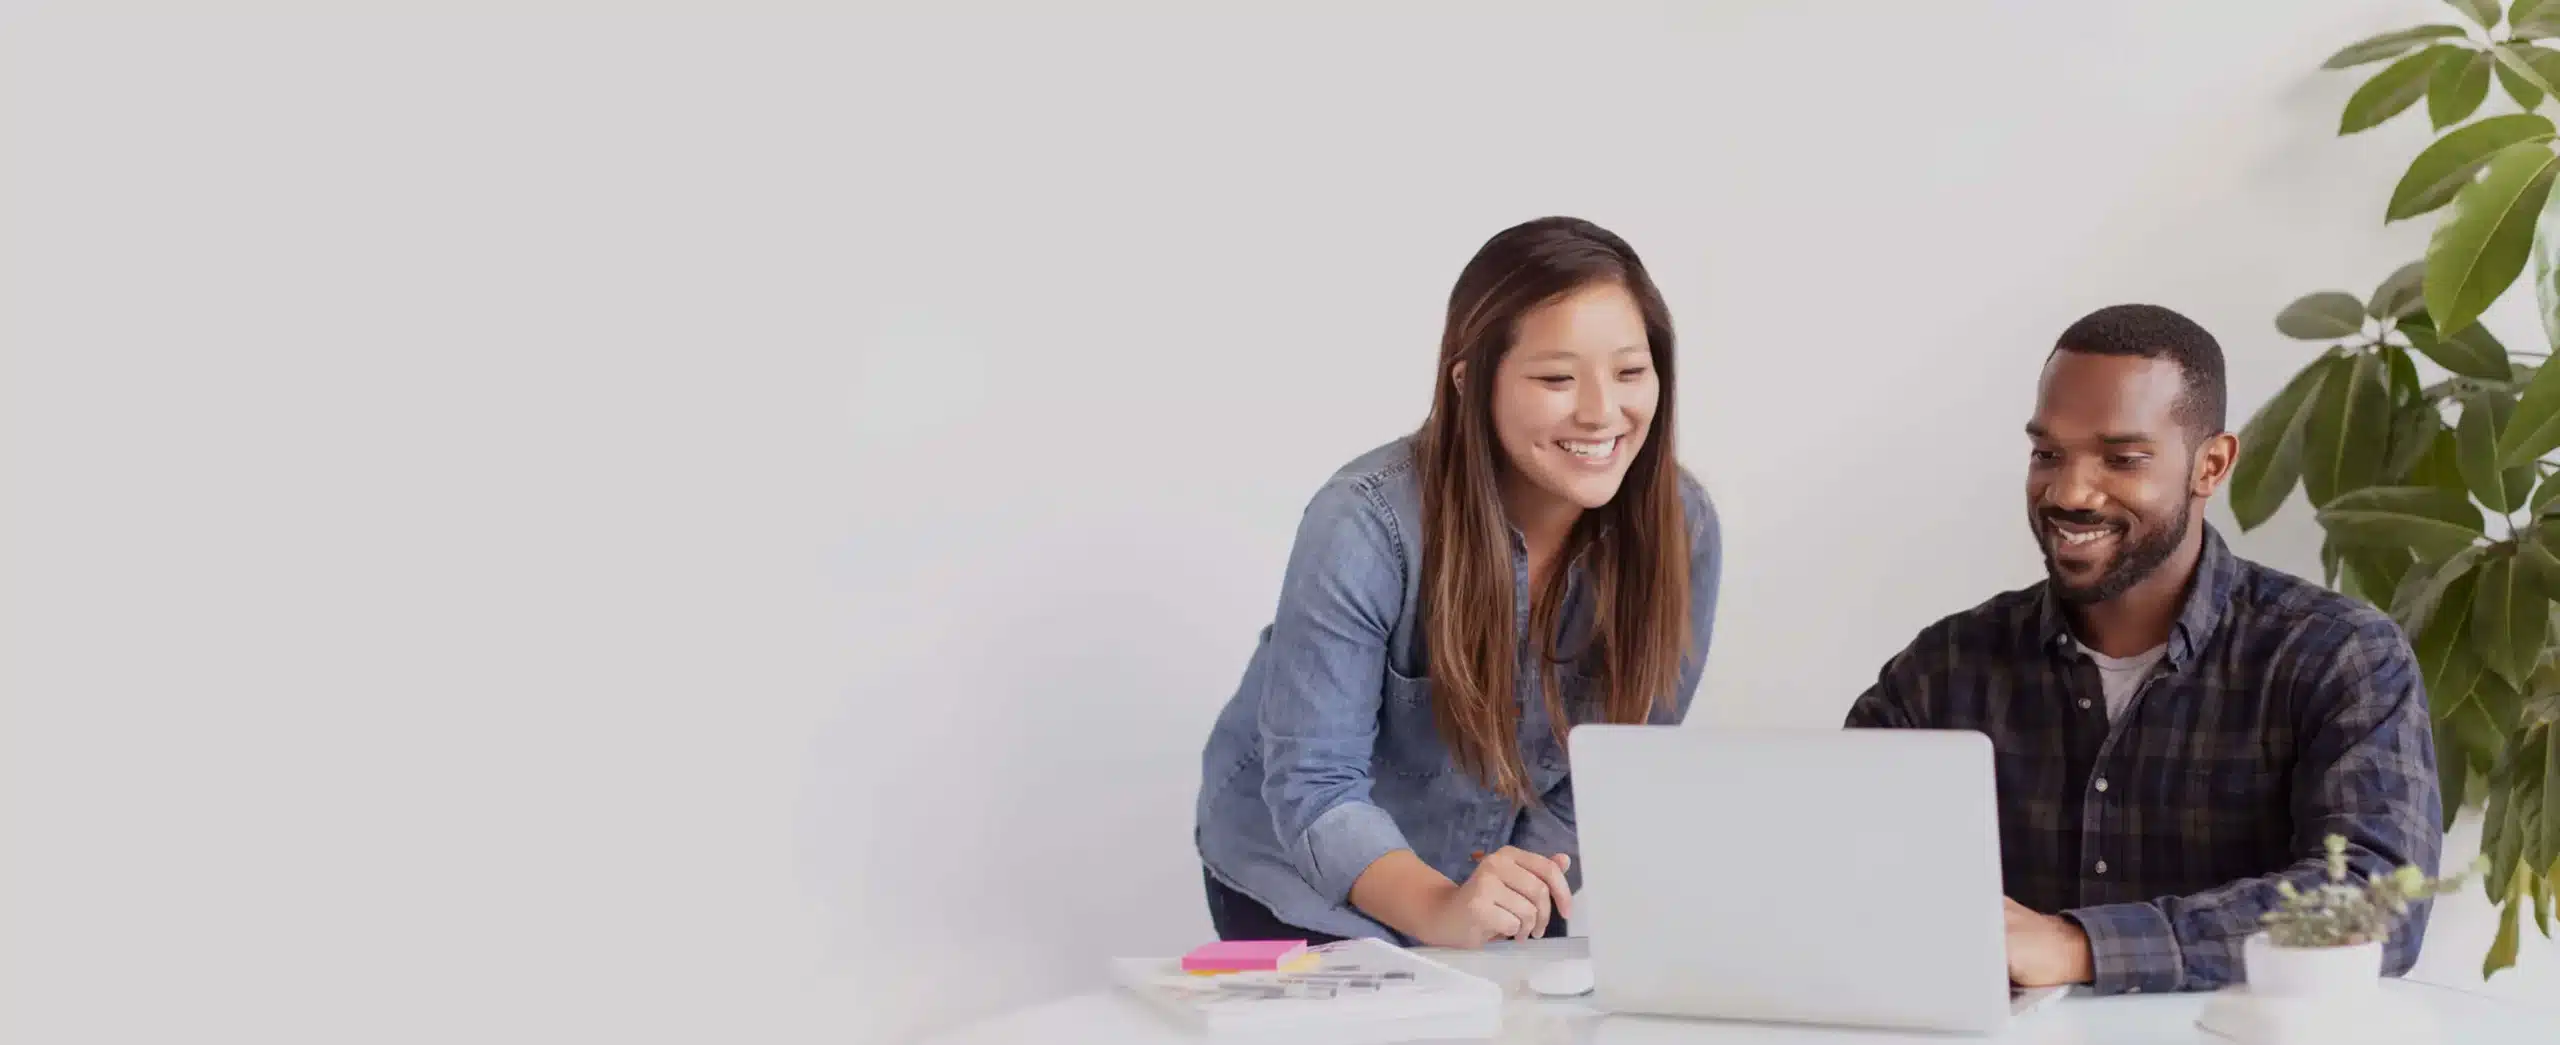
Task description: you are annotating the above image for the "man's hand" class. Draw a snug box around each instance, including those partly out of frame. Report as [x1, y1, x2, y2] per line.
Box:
[2003, 897, 2093, 987]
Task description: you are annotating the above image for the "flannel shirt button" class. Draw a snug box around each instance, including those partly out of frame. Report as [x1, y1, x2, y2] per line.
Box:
[2094, 860, 2109, 874]
[2078, 698, 2092, 710]
[2093, 777, 2109, 793]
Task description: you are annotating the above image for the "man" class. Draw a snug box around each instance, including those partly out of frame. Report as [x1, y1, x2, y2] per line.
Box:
[1844, 304, 2441, 995]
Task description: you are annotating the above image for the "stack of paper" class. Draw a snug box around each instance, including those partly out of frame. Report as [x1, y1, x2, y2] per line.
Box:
[1112, 937, 1504, 1043]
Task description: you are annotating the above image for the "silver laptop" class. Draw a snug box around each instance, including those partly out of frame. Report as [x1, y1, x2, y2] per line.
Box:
[1566, 724, 2067, 1033]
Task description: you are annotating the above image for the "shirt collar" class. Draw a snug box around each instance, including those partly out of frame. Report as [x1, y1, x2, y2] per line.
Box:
[2038, 522, 2237, 668]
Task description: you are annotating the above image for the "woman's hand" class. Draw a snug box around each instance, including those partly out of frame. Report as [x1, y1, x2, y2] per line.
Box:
[1424, 848, 1574, 948]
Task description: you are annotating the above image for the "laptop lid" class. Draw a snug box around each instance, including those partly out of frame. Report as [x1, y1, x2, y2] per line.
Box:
[1567, 725, 2014, 1033]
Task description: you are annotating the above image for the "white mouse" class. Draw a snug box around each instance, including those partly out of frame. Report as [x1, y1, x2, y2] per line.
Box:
[1526, 957, 1594, 997]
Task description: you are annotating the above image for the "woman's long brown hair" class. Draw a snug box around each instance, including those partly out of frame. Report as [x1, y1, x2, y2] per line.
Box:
[1413, 216, 1689, 806]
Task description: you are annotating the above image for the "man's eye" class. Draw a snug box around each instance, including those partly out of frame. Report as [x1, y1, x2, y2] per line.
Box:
[2109, 455, 2149, 469]
[2030, 449, 2061, 463]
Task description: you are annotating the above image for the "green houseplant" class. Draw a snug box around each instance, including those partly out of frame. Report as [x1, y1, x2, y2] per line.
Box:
[2245, 0, 2560, 978]
[2247, 835, 2481, 996]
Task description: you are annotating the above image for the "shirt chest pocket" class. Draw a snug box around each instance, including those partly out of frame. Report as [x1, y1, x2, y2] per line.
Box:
[1376, 667, 1452, 780]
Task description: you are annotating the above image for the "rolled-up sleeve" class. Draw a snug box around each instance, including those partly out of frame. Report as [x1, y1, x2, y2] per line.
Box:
[1256, 482, 1413, 903]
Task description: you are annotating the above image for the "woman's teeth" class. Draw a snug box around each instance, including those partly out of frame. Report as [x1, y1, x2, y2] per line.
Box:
[1561, 437, 1619, 459]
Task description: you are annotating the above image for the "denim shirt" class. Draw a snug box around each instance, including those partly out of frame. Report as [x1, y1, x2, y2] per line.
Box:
[1195, 437, 1722, 942]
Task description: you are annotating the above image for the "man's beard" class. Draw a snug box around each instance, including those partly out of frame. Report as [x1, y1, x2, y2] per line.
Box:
[2042, 497, 2191, 606]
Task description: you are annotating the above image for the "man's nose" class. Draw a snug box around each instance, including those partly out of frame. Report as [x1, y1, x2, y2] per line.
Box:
[2044, 460, 2108, 513]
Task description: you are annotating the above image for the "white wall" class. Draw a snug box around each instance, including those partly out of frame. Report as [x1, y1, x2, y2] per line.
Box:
[2, 2, 2549, 1044]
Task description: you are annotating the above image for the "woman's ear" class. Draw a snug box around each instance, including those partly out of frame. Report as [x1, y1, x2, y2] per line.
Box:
[1450, 360, 1468, 396]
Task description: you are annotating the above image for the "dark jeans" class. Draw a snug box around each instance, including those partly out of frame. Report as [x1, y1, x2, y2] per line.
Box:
[1200, 867, 1568, 943]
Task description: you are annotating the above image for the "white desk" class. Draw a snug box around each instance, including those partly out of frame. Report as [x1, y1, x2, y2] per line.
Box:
[917, 939, 2560, 1045]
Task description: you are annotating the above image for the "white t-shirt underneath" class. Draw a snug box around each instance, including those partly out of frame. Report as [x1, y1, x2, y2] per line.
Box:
[2072, 640, 2167, 722]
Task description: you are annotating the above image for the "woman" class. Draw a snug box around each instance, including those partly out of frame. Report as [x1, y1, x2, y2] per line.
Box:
[1193, 216, 1721, 949]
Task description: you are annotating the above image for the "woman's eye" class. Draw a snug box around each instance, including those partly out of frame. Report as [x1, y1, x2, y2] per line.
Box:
[1535, 375, 1573, 386]
[1618, 367, 1649, 380]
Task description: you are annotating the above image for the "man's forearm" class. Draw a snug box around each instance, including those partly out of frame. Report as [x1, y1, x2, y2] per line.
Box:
[2065, 844, 2420, 994]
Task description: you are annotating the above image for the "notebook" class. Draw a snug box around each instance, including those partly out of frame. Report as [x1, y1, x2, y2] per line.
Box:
[1112, 937, 1504, 1043]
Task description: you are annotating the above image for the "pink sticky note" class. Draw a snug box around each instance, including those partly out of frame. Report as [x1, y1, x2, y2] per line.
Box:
[1181, 939, 1309, 972]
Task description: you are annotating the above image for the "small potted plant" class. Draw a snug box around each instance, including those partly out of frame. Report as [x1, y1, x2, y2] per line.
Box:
[2246, 834, 2483, 997]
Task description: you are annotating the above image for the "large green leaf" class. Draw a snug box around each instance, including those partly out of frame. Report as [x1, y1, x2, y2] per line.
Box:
[2453, 0, 2503, 27]
[2500, 47, 2550, 107]
[2497, 346, 2560, 465]
[2318, 484, 2489, 557]
[2497, 42, 2560, 99]
[2389, 341, 2427, 404]
[2502, 725, 2549, 874]
[2420, 569, 2486, 709]
[2302, 354, 2393, 506]
[2488, 872, 2524, 977]
[2486, 743, 2519, 880]
[2524, 0, 2560, 39]
[2230, 362, 2330, 529]
[2350, 47, 2463, 133]
[2453, 684, 2507, 766]
[2481, 669, 2527, 732]
[2390, 114, 2558, 221]
[2542, 724, 2560, 872]
[2442, 715, 2474, 817]
[2516, 525, 2560, 600]
[2386, 400, 2446, 482]
[2411, 423, 2473, 494]
[2474, 553, 2552, 687]
[2536, 151, 2560, 366]
[2403, 311, 2515, 379]
[2396, 544, 2491, 635]
[2459, 389, 2539, 510]
[2325, 25, 2470, 68]
[2429, 142, 2560, 336]
[2276, 292, 2368, 340]
[2435, 49, 2497, 128]
[2536, 872, 2555, 938]
[2345, 547, 2417, 608]
[2372, 261, 2431, 319]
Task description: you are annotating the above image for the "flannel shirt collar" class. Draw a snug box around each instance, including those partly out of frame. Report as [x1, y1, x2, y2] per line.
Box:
[2036, 523, 2238, 670]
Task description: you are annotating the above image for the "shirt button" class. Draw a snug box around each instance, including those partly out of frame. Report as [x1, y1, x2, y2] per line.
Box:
[2078, 698, 2093, 710]
[2095, 860, 2110, 874]
[2127, 987, 2141, 994]
[2093, 778, 2109, 793]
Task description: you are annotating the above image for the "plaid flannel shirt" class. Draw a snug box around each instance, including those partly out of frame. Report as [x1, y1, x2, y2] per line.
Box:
[1844, 526, 2441, 995]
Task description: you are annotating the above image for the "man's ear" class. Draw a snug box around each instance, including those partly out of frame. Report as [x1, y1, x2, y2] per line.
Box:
[2191, 430, 2239, 499]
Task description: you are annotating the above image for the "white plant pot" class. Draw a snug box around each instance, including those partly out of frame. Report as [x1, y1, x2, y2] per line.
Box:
[2202, 934, 2436, 1043]
[2243, 932, 2382, 997]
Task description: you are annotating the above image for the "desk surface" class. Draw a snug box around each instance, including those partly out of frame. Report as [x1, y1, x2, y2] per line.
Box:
[918, 939, 2560, 1045]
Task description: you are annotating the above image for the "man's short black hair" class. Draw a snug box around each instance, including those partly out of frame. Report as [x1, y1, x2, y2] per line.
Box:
[2051, 303, 2227, 438]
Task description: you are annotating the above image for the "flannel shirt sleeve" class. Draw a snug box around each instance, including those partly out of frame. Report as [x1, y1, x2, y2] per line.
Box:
[2063, 616, 2442, 994]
